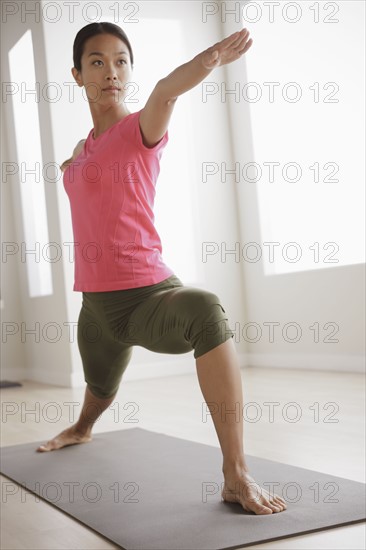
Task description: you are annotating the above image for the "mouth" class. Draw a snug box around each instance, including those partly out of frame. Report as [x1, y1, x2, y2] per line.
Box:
[103, 86, 121, 91]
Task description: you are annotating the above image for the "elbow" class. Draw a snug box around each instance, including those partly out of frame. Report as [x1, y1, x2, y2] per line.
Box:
[167, 96, 178, 106]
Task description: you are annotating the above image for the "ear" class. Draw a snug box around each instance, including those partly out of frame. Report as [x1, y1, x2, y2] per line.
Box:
[71, 67, 83, 87]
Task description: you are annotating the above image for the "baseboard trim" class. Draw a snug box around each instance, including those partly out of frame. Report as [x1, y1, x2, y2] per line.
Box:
[245, 352, 365, 374]
[1, 352, 364, 389]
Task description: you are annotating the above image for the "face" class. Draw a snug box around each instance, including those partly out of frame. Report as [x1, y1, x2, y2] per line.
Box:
[72, 33, 132, 104]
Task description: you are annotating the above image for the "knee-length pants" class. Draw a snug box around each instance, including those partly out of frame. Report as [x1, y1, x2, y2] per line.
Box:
[77, 274, 235, 399]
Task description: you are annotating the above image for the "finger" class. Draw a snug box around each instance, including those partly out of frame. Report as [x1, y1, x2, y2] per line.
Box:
[231, 29, 250, 49]
[238, 38, 253, 55]
[229, 28, 249, 43]
[236, 38, 253, 56]
[220, 30, 243, 48]
[213, 30, 247, 61]
[222, 31, 250, 55]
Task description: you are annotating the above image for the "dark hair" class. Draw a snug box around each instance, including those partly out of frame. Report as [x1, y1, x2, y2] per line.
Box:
[73, 22, 134, 72]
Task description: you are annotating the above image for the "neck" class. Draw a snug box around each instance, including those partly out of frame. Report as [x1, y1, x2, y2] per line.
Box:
[90, 104, 131, 139]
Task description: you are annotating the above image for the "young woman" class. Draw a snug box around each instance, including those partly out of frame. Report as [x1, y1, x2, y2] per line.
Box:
[37, 22, 286, 515]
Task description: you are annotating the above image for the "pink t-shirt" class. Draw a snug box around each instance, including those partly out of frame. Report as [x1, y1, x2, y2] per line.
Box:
[63, 109, 175, 292]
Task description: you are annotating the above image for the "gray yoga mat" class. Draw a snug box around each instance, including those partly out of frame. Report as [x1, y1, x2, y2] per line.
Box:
[1, 427, 365, 549]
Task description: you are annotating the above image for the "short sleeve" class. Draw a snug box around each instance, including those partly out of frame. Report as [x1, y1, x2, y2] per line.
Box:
[126, 109, 169, 154]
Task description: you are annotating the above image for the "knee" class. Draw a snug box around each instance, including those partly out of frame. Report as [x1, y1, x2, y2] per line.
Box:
[185, 289, 234, 359]
[187, 288, 224, 312]
[190, 289, 227, 319]
[87, 383, 119, 400]
[187, 289, 229, 336]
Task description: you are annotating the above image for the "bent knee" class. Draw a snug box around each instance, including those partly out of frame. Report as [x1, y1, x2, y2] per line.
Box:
[185, 288, 225, 313]
[87, 383, 118, 400]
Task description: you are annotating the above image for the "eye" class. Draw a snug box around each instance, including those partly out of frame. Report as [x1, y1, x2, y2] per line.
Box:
[92, 59, 127, 66]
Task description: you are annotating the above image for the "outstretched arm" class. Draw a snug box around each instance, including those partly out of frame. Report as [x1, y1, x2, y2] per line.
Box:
[139, 28, 253, 148]
[160, 28, 252, 99]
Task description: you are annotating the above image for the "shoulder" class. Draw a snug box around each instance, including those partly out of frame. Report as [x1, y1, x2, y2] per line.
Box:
[123, 109, 169, 152]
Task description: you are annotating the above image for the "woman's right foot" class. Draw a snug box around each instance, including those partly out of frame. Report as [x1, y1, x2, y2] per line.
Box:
[222, 470, 287, 515]
[36, 426, 92, 452]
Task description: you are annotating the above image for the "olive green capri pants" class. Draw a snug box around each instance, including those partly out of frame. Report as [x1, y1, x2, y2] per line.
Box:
[77, 274, 235, 399]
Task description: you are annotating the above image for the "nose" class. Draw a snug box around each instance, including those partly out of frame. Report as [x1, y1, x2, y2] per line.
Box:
[105, 73, 118, 82]
[104, 63, 119, 81]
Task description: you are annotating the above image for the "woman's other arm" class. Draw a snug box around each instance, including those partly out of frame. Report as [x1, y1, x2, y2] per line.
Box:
[60, 139, 86, 172]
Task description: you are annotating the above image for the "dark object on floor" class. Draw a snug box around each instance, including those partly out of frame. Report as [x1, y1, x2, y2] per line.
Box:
[0, 380, 22, 388]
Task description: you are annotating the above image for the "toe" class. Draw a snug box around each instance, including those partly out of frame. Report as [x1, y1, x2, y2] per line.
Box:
[274, 497, 286, 511]
[39, 440, 56, 451]
[259, 505, 273, 514]
[276, 497, 287, 509]
[267, 499, 281, 512]
[252, 502, 273, 514]
[270, 504, 281, 512]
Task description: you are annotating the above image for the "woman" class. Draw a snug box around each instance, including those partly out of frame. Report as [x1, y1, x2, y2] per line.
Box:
[37, 22, 286, 515]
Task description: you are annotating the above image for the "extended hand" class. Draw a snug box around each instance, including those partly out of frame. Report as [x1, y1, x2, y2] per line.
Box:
[201, 28, 253, 69]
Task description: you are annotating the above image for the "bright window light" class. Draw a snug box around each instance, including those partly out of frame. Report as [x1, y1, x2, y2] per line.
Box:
[244, 7, 365, 275]
[8, 29, 53, 297]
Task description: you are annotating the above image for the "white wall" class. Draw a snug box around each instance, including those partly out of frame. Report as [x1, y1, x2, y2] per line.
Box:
[1, 99, 26, 379]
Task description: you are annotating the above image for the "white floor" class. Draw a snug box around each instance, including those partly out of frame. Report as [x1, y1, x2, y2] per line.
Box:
[1, 366, 365, 549]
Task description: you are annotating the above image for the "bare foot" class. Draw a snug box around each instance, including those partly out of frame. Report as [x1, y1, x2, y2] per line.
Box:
[222, 470, 287, 515]
[36, 426, 92, 452]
